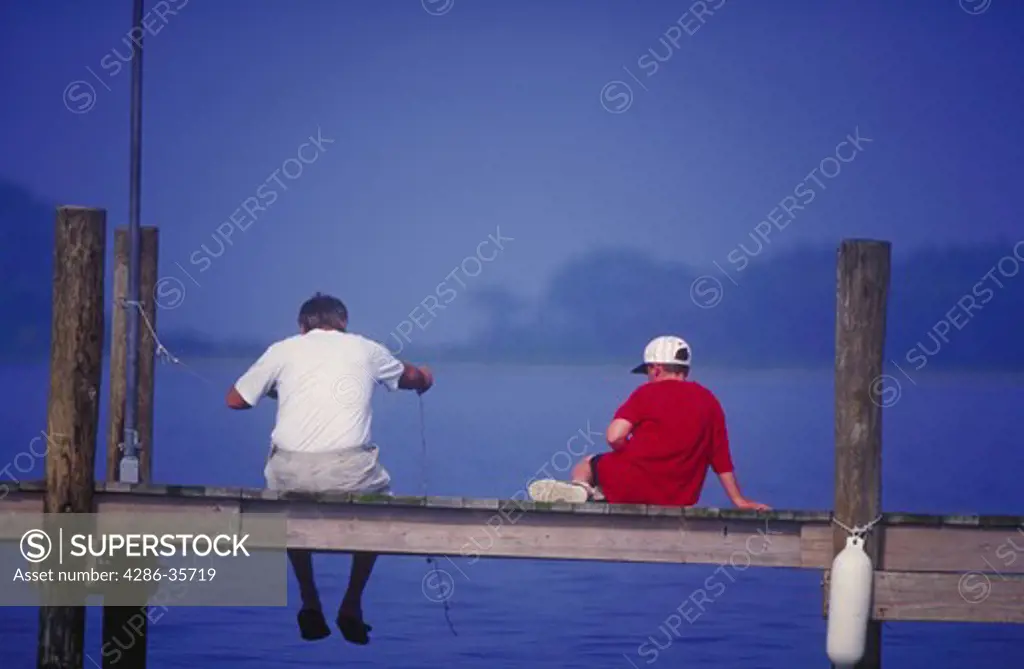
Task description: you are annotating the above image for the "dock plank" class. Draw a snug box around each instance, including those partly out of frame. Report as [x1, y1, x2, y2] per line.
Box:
[266, 500, 801, 566]
[870, 572, 1024, 623]
[4, 482, 1024, 623]
[1, 482, 1023, 574]
[803, 524, 1024, 575]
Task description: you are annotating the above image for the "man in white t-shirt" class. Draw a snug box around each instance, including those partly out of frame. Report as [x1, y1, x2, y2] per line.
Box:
[227, 293, 433, 645]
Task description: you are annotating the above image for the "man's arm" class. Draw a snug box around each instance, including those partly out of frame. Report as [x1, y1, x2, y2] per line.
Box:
[227, 345, 280, 411]
[397, 363, 433, 394]
[226, 387, 252, 410]
[369, 341, 433, 394]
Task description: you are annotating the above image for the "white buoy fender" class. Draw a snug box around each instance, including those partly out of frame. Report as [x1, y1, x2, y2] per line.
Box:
[826, 535, 874, 667]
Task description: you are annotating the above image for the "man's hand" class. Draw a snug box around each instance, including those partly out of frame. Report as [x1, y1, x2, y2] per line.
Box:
[417, 366, 434, 395]
[399, 363, 434, 394]
[733, 497, 771, 511]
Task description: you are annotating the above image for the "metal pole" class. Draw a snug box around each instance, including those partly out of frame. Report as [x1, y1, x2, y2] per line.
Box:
[120, 0, 145, 484]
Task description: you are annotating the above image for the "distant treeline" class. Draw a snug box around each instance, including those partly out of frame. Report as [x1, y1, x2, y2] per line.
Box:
[452, 243, 1024, 370]
[3, 180, 1023, 369]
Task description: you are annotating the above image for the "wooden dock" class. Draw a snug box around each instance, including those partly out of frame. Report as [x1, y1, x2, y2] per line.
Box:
[8, 207, 1024, 669]
[3, 481, 1023, 624]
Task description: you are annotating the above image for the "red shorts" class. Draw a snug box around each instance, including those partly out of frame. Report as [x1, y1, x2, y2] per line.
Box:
[589, 451, 700, 507]
[589, 453, 608, 487]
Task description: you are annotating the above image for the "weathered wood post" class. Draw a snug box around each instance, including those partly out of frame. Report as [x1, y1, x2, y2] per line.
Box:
[37, 206, 106, 669]
[832, 239, 890, 669]
[106, 227, 159, 482]
[103, 226, 159, 668]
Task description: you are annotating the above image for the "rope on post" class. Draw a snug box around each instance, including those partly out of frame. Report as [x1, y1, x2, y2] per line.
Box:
[120, 299, 216, 387]
[832, 513, 884, 540]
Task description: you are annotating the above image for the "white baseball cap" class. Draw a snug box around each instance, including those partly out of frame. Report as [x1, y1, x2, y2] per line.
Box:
[631, 335, 692, 374]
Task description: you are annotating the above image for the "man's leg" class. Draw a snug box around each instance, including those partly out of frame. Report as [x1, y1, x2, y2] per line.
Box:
[335, 552, 377, 644]
[332, 455, 389, 643]
[288, 549, 332, 640]
[340, 551, 377, 617]
[288, 549, 321, 611]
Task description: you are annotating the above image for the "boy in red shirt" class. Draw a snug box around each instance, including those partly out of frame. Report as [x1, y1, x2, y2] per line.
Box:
[528, 336, 768, 509]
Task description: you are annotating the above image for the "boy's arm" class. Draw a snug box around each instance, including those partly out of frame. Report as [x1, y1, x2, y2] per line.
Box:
[711, 399, 770, 510]
[606, 418, 632, 450]
[608, 388, 645, 450]
[716, 472, 768, 510]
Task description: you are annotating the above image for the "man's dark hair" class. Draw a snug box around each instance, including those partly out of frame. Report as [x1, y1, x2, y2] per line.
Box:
[298, 292, 348, 331]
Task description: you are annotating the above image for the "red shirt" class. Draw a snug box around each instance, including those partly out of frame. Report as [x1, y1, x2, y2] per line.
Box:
[595, 379, 734, 506]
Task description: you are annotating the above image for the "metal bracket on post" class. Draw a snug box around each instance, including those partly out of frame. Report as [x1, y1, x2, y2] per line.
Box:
[119, 428, 140, 484]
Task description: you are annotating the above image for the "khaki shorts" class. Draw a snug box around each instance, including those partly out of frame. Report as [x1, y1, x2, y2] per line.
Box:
[263, 444, 392, 495]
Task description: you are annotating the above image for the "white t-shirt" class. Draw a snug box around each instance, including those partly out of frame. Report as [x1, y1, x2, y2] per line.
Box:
[234, 329, 405, 453]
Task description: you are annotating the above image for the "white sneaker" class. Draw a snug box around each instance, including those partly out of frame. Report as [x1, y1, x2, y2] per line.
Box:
[527, 479, 592, 503]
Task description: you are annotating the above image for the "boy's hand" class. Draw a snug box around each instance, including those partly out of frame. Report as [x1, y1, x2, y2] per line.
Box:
[733, 497, 770, 511]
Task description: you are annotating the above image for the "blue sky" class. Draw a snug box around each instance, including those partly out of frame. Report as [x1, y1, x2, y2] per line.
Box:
[1, 0, 1022, 346]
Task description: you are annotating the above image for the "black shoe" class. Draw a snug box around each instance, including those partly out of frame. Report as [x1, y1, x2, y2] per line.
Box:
[336, 612, 373, 645]
[297, 609, 331, 641]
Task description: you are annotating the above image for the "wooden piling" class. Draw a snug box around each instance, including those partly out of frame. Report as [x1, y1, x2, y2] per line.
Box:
[136, 228, 159, 483]
[37, 206, 106, 669]
[103, 226, 159, 668]
[832, 239, 891, 669]
[106, 227, 159, 482]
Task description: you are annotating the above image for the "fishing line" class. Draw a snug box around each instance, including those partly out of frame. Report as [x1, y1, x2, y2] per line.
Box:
[121, 299, 218, 388]
[419, 394, 458, 637]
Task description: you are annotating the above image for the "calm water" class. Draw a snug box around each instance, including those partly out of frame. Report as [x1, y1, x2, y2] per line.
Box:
[0, 361, 1022, 668]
